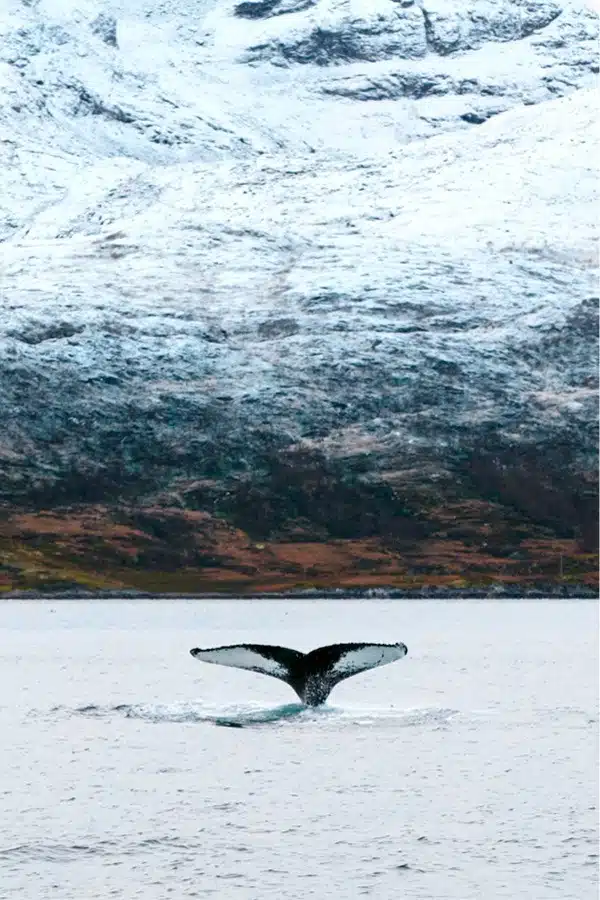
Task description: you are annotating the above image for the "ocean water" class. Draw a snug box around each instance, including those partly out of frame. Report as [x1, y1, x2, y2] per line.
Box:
[1, 598, 597, 900]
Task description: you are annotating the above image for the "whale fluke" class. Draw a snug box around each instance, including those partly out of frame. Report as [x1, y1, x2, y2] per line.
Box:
[189, 642, 408, 706]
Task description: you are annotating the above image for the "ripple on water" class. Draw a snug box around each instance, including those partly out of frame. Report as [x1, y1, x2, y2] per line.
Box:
[0, 835, 203, 863]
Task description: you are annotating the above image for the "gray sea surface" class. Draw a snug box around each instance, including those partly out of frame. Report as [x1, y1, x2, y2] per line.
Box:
[1, 599, 598, 900]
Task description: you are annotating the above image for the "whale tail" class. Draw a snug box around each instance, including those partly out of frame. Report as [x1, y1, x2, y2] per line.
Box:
[189, 642, 408, 706]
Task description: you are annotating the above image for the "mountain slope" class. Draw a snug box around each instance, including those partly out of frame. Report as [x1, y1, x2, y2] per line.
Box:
[0, 0, 597, 592]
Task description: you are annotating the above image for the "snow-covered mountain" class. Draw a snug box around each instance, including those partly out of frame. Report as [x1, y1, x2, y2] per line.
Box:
[1, 0, 597, 236]
[0, 0, 598, 592]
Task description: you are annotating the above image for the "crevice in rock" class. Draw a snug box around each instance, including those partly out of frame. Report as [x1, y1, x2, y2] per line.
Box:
[421, 7, 460, 56]
[70, 84, 135, 123]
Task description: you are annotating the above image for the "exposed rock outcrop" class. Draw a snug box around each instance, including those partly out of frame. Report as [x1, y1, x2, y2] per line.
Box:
[90, 12, 117, 48]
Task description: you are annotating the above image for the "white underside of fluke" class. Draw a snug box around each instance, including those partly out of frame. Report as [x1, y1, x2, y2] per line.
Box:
[330, 643, 408, 677]
[191, 647, 287, 677]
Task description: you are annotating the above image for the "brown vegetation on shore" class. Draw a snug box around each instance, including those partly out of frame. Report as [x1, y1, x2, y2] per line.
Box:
[0, 503, 596, 594]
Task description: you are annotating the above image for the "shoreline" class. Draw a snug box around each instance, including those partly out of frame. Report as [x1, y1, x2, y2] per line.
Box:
[2, 585, 597, 600]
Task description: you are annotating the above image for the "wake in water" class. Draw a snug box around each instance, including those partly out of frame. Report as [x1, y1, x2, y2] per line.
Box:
[65, 701, 320, 728]
[42, 702, 461, 729]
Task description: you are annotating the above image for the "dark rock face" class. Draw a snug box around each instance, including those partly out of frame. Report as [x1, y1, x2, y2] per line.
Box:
[234, 0, 318, 20]
[0, 0, 597, 593]
[243, 10, 428, 65]
[241, 0, 568, 67]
